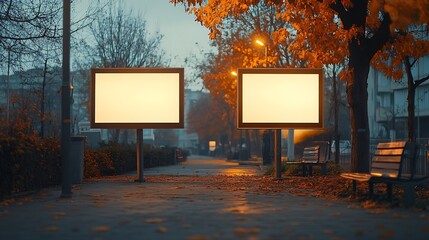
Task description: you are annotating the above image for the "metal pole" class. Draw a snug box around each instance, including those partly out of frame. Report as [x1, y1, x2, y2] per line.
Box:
[239, 130, 242, 160]
[60, 0, 72, 198]
[7, 48, 10, 128]
[274, 129, 282, 179]
[287, 129, 294, 161]
[136, 129, 144, 182]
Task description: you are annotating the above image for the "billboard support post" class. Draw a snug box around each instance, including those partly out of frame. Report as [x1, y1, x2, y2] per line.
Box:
[274, 129, 282, 180]
[136, 129, 144, 182]
[90, 68, 184, 182]
[237, 68, 323, 180]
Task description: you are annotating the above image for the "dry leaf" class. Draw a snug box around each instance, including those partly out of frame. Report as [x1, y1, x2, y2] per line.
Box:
[347, 204, 361, 209]
[186, 235, 209, 240]
[157, 226, 168, 233]
[331, 212, 342, 216]
[144, 218, 164, 224]
[323, 229, 334, 234]
[376, 229, 394, 239]
[248, 228, 260, 234]
[234, 227, 247, 236]
[367, 208, 389, 214]
[92, 225, 110, 232]
[52, 212, 66, 220]
[376, 224, 385, 229]
[43, 226, 59, 232]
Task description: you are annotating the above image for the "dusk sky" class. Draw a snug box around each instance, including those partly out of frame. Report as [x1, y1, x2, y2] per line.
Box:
[75, 0, 212, 89]
[131, 0, 212, 66]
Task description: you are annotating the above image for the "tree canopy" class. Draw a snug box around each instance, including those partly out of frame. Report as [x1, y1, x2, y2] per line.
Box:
[172, 0, 429, 172]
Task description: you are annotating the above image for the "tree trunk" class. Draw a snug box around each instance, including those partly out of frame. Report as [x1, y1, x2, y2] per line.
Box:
[347, 40, 371, 173]
[407, 87, 416, 142]
[404, 57, 416, 142]
[332, 65, 340, 165]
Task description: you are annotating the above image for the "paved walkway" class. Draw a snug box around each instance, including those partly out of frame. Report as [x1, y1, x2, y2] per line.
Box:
[1, 156, 428, 240]
[144, 155, 264, 176]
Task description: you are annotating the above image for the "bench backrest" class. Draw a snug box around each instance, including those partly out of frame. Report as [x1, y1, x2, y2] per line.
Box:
[302, 146, 320, 163]
[370, 141, 416, 179]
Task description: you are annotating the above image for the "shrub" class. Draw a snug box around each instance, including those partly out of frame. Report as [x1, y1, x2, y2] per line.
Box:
[0, 133, 61, 198]
[83, 143, 179, 178]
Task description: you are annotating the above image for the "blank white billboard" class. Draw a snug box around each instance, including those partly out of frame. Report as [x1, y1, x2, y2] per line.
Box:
[90, 68, 184, 129]
[237, 68, 323, 129]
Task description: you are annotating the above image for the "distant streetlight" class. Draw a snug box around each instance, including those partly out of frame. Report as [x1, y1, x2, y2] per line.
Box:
[255, 39, 268, 67]
[231, 70, 243, 160]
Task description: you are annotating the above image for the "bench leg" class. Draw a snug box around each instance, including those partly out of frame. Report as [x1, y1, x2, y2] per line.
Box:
[403, 183, 415, 208]
[308, 166, 313, 176]
[302, 165, 306, 176]
[352, 180, 357, 197]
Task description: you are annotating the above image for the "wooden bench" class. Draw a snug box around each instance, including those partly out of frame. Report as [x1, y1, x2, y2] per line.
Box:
[341, 141, 428, 207]
[287, 142, 329, 176]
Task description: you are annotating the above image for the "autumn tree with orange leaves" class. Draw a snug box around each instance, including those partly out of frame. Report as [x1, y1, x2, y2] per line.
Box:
[372, 25, 429, 142]
[172, 0, 429, 173]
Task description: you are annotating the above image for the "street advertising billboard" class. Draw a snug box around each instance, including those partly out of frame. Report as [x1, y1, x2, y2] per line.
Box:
[90, 68, 184, 129]
[237, 68, 323, 129]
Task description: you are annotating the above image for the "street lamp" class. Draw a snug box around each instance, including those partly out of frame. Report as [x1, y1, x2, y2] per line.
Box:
[255, 39, 283, 179]
[231, 70, 243, 160]
[255, 39, 268, 67]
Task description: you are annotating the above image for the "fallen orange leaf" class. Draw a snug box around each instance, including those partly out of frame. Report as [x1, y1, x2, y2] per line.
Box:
[186, 235, 209, 240]
[157, 226, 168, 233]
[367, 209, 389, 214]
[234, 227, 247, 236]
[144, 218, 164, 224]
[376, 229, 394, 239]
[52, 212, 67, 220]
[92, 225, 110, 232]
[43, 226, 59, 232]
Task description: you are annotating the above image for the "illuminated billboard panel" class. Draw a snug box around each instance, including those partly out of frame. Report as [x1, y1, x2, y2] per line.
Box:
[90, 68, 184, 129]
[238, 68, 323, 129]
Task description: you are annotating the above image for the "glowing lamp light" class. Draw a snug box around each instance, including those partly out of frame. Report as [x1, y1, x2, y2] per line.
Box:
[237, 68, 324, 129]
[231, 71, 237, 76]
[209, 141, 216, 151]
[255, 39, 265, 46]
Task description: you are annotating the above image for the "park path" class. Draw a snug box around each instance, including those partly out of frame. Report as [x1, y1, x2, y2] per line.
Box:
[143, 155, 264, 177]
[0, 155, 428, 240]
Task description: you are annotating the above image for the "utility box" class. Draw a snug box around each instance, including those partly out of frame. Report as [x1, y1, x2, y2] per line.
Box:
[71, 136, 86, 184]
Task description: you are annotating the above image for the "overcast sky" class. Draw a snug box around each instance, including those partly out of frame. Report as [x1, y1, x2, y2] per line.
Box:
[129, 0, 212, 66]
